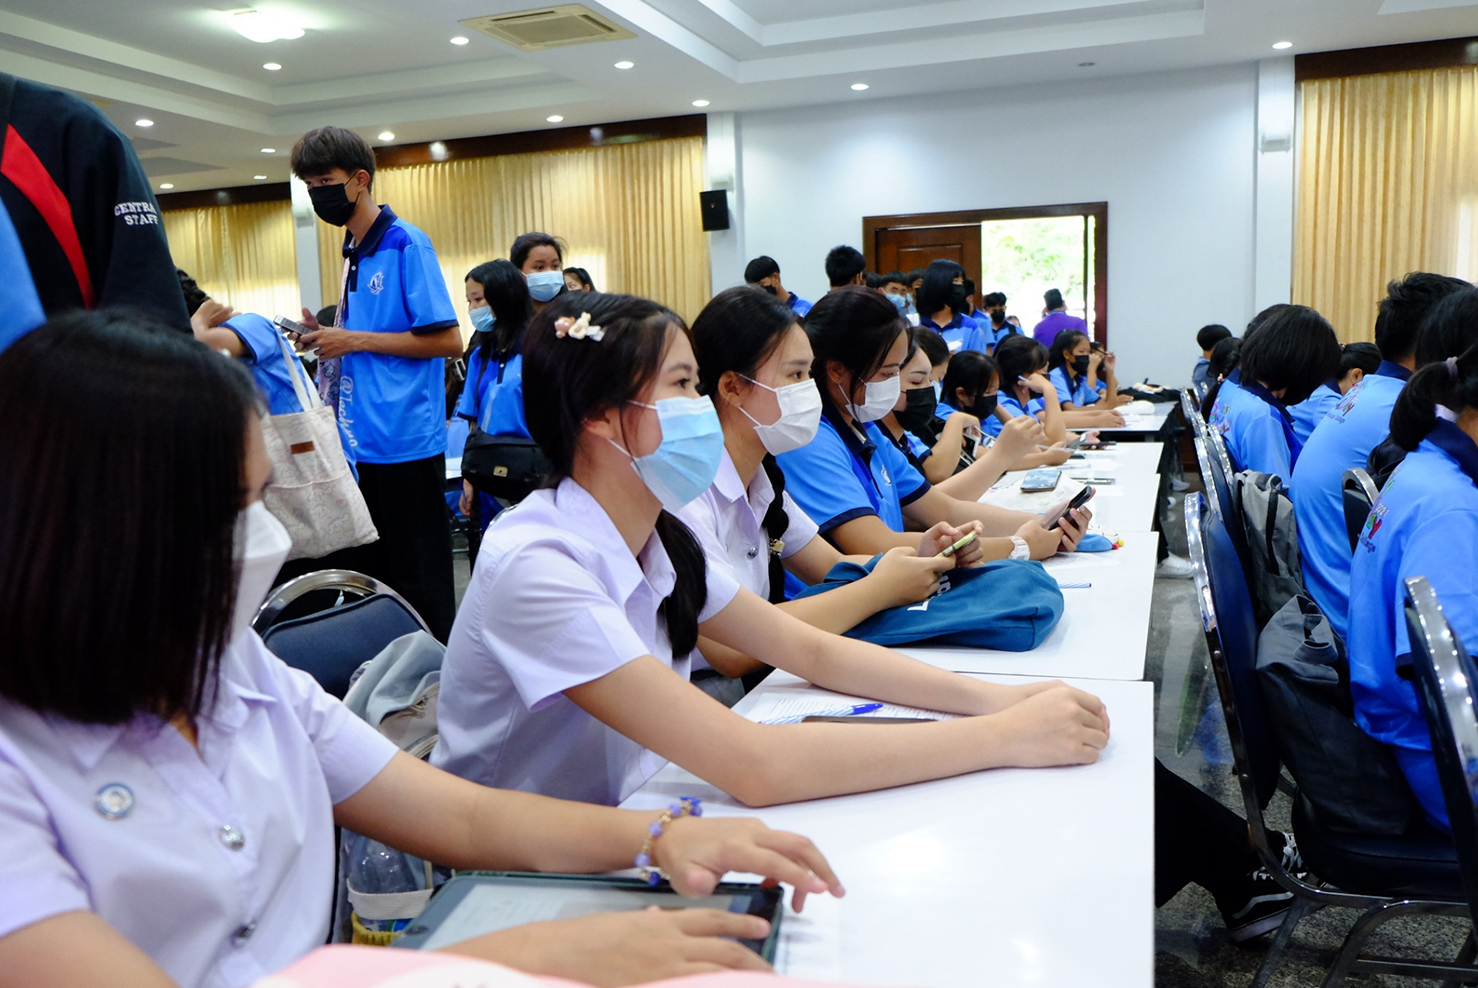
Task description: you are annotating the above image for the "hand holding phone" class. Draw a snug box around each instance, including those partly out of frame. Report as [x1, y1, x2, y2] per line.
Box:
[939, 531, 978, 558]
[1044, 485, 1096, 530]
[273, 315, 310, 342]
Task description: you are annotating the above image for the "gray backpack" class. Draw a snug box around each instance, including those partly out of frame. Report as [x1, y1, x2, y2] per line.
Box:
[1234, 470, 1304, 628]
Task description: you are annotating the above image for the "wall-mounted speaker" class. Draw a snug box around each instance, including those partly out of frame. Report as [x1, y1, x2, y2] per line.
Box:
[700, 189, 730, 231]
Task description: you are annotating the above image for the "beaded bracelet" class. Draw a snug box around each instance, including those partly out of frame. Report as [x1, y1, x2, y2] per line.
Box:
[635, 797, 703, 885]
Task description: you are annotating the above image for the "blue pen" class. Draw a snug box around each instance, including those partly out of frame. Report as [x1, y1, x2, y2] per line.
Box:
[763, 702, 884, 725]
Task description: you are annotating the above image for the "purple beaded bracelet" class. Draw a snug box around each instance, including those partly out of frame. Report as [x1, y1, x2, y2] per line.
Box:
[635, 796, 703, 885]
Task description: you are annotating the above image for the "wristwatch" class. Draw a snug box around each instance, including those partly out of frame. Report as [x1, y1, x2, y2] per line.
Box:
[1008, 536, 1031, 561]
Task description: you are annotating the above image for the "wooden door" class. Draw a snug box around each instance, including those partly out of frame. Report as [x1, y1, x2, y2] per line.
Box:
[870, 224, 981, 289]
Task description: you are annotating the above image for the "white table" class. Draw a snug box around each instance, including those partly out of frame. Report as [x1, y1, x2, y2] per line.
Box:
[896, 536, 1157, 681]
[1095, 400, 1174, 437]
[985, 443, 1163, 532]
[621, 673, 1156, 988]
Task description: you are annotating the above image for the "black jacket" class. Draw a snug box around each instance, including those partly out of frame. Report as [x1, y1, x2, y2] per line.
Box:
[0, 73, 188, 330]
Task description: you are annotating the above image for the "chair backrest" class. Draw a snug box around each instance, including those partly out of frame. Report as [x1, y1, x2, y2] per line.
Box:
[1404, 575, 1478, 921]
[1343, 467, 1380, 553]
[1186, 493, 1282, 814]
[1180, 388, 1205, 434]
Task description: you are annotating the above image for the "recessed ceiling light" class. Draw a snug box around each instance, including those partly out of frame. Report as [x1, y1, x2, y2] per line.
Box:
[547, 115, 564, 123]
[1272, 41, 1293, 50]
[850, 83, 869, 91]
[253, 174, 267, 180]
[260, 147, 276, 154]
[614, 60, 634, 69]
[450, 35, 470, 45]
[263, 62, 282, 71]
[135, 118, 154, 128]
[1078, 61, 1096, 67]
[692, 99, 710, 107]
[378, 131, 395, 142]
[231, 10, 304, 44]
[159, 183, 174, 190]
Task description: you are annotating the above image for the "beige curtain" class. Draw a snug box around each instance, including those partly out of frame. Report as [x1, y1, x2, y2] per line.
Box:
[163, 200, 300, 320]
[316, 136, 711, 333]
[1295, 66, 1478, 342]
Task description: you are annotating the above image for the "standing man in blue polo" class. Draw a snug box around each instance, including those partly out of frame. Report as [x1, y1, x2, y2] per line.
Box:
[290, 126, 462, 640]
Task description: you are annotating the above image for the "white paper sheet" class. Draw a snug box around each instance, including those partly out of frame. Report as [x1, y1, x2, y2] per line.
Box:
[744, 688, 956, 725]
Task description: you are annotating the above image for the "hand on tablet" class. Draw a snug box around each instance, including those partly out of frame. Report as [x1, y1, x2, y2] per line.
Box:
[446, 907, 772, 985]
[656, 815, 845, 913]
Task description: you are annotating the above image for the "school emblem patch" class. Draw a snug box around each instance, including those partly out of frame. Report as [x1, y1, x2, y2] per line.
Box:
[368, 271, 385, 295]
[1358, 501, 1388, 551]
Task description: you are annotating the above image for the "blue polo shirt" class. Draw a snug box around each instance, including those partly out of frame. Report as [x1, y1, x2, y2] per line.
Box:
[983, 321, 1020, 352]
[1289, 383, 1341, 444]
[1347, 423, 1478, 831]
[1290, 362, 1410, 640]
[1208, 373, 1299, 478]
[983, 392, 1045, 437]
[1049, 366, 1103, 407]
[337, 206, 459, 464]
[1191, 357, 1212, 392]
[776, 411, 930, 536]
[920, 313, 987, 355]
[786, 292, 812, 317]
[456, 338, 529, 438]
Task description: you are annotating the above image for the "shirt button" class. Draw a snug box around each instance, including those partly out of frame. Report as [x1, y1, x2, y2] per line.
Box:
[232, 922, 256, 945]
[218, 825, 246, 851]
[745, 546, 759, 559]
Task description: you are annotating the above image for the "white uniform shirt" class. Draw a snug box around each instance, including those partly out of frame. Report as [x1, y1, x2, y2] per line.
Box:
[432, 478, 741, 805]
[0, 634, 398, 988]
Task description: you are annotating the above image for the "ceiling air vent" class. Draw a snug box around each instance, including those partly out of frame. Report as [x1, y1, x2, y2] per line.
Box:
[462, 5, 636, 52]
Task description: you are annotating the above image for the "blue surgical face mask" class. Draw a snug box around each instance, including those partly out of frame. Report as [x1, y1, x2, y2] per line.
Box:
[609, 396, 725, 513]
[469, 306, 494, 334]
[887, 292, 908, 314]
[526, 270, 565, 302]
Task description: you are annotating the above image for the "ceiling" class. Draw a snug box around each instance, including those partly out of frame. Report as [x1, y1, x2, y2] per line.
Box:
[1, 0, 1474, 192]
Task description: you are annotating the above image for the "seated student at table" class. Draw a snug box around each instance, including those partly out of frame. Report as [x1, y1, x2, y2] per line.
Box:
[454, 259, 536, 526]
[1047, 329, 1133, 421]
[1192, 324, 1232, 394]
[1288, 342, 1382, 444]
[1347, 333, 1478, 832]
[1291, 276, 1472, 640]
[936, 349, 1070, 475]
[914, 260, 987, 355]
[431, 291, 1110, 808]
[986, 335, 1073, 445]
[1208, 305, 1340, 478]
[774, 287, 1092, 561]
[0, 311, 848, 988]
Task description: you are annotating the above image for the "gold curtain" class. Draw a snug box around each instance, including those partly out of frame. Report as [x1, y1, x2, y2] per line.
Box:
[316, 135, 711, 332]
[163, 200, 300, 320]
[1295, 66, 1478, 342]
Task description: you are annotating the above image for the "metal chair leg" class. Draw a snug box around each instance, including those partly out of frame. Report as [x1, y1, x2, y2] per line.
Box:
[1250, 896, 1316, 988]
[1320, 902, 1401, 988]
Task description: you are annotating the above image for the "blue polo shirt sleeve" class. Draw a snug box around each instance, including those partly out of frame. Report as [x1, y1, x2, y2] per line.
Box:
[456, 350, 486, 423]
[905, 430, 932, 462]
[1049, 367, 1074, 404]
[400, 242, 459, 334]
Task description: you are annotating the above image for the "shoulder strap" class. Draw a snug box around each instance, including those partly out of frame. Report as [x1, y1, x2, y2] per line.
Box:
[276, 329, 321, 410]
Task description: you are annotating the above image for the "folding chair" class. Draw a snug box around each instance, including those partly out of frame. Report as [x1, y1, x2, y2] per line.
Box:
[1185, 493, 1473, 987]
[1342, 467, 1380, 553]
[252, 570, 433, 698]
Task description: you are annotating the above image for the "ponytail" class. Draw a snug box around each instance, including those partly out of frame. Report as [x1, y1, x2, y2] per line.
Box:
[653, 511, 708, 658]
[1390, 349, 1478, 451]
[759, 455, 790, 604]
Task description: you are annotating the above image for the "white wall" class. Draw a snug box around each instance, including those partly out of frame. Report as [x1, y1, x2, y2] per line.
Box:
[723, 63, 1263, 388]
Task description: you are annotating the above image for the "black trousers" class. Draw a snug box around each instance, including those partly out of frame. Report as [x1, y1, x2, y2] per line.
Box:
[278, 454, 457, 642]
[1155, 759, 1254, 909]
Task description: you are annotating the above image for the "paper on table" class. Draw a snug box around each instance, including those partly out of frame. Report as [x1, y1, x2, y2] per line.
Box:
[745, 688, 956, 724]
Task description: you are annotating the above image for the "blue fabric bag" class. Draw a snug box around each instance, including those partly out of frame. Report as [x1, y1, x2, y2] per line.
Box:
[793, 557, 1065, 651]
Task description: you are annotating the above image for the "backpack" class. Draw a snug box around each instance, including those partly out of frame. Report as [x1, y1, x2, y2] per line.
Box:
[1233, 470, 1303, 628]
[333, 632, 447, 944]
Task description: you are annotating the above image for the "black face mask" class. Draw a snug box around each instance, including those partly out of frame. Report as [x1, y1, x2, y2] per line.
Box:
[972, 393, 999, 417]
[309, 182, 359, 227]
[948, 285, 969, 312]
[990, 308, 1007, 326]
[760, 283, 778, 296]
[1072, 354, 1091, 375]
[896, 386, 937, 434]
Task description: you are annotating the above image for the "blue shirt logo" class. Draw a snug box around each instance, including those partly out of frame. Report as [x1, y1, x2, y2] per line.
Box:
[367, 271, 385, 295]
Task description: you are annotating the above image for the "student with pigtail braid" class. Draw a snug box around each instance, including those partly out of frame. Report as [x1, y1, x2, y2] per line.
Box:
[1347, 288, 1478, 833]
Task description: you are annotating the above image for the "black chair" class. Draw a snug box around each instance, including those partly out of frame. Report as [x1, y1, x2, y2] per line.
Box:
[1185, 493, 1474, 987]
[1406, 575, 1478, 929]
[1342, 467, 1380, 553]
[1180, 387, 1205, 436]
[252, 570, 433, 699]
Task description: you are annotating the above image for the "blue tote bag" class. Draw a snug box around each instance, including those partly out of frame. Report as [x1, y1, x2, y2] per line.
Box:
[793, 557, 1064, 651]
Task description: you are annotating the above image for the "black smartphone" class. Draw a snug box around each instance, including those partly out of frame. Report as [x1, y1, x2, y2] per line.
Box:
[1044, 485, 1096, 530]
[273, 314, 310, 340]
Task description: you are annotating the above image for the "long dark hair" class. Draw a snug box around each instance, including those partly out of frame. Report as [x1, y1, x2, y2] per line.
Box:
[1049, 329, 1089, 373]
[1391, 289, 1478, 451]
[1239, 304, 1341, 406]
[1201, 336, 1243, 418]
[804, 285, 908, 425]
[466, 259, 534, 360]
[916, 259, 965, 319]
[994, 335, 1048, 399]
[0, 309, 258, 724]
[692, 286, 801, 603]
[941, 351, 999, 412]
[522, 292, 708, 655]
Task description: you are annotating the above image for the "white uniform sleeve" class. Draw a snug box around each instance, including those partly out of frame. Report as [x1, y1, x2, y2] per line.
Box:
[779, 491, 820, 560]
[0, 753, 90, 939]
[677, 491, 739, 584]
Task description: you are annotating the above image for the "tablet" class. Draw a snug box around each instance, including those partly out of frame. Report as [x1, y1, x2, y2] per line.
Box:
[392, 872, 784, 961]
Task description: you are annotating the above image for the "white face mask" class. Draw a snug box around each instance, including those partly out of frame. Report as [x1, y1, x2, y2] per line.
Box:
[231, 501, 292, 643]
[847, 374, 901, 423]
[738, 377, 823, 455]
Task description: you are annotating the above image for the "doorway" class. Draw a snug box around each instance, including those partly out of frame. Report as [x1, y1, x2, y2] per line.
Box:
[863, 202, 1108, 342]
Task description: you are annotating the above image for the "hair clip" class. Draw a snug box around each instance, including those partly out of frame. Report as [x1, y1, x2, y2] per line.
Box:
[555, 312, 604, 342]
[1447, 356, 1460, 380]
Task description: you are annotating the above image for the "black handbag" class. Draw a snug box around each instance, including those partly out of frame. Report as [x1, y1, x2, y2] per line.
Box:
[462, 429, 548, 503]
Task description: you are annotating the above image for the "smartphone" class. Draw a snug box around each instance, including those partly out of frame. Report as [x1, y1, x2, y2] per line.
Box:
[1063, 433, 1088, 451]
[1044, 485, 1096, 530]
[961, 433, 979, 459]
[1079, 440, 1117, 451]
[939, 530, 977, 558]
[273, 315, 310, 340]
[1020, 468, 1062, 493]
